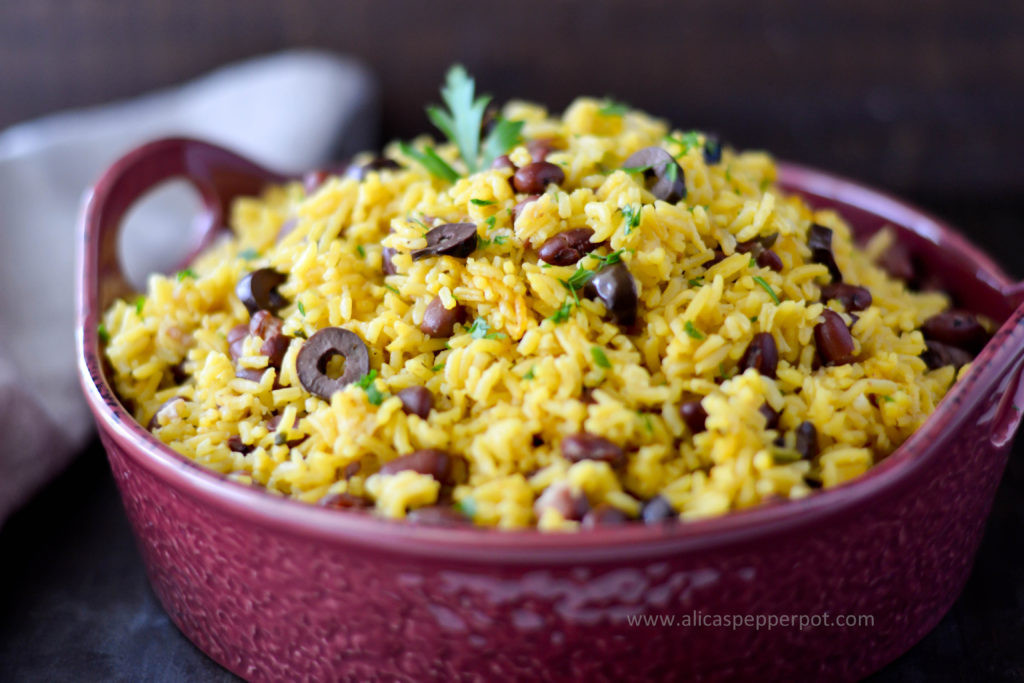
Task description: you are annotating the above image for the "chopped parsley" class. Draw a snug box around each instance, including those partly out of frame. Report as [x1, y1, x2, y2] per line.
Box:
[238, 247, 260, 260]
[620, 204, 642, 234]
[684, 320, 705, 340]
[273, 432, 288, 446]
[588, 249, 625, 267]
[752, 276, 780, 304]
[750, 316, 758, 322]
[598, 100, 630, 116]
[355, 369, 388, 406]
[523, 366, 536, 380]
[409, 215, 431, 231]
[431, 362, 446, 372]
[383, 284, 400, 294]
[664, 162, 679, 182]
[749, 256, 757, 268]
[591, 346, 611, 369]
[485, 215, 497, 230]
[688, 278, 704, 287]
[423, 65, 524, 173]
[455, 497, 477, 518]
[882, 395, 895, 403]
[356, 245, 366, 258]
[97, 323, 109, 344]
[771, 446, 803, 463]
[622, 164, 652, 174]
[478, 233, 508, 248]
[470, 198, 496, 206]
[134, 296, 145, 316]
[297, 301, 306, 316]
[638, 412, 654, 433]
[176, 268, 196, 282]
[665, 131, 702, 155]
[398, 141, 459, 183]
[468, 317, 504, 340]
[548, 300, 574, 323]
[294, 329, 307, 339]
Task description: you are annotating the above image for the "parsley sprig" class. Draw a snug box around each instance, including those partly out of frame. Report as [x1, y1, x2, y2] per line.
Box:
[410, 65, 524, 180]
[468, 317, 505, 340]
[355, 370, 388, 406]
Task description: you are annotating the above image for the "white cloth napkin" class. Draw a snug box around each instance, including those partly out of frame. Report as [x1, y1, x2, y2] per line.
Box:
[0, 50, 379, 523]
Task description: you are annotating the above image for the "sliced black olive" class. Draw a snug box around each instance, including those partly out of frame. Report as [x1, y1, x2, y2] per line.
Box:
[794, 421, 819, 459]
[537, 228, 599, 266]
[738, 333, 779, 379]
[296, 327, 370, 400]
[808, 224, 843, 282]
[583, 262, 638, 327]
[621, 146, 686, 203]
[345, 157, 401, 181]
[411, 222, 478, 260]
[702, 134, 723, 165]
[820, 283, 872, 312]
[237, 268, 287, 315]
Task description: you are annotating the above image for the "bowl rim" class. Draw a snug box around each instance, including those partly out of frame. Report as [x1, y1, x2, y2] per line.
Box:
[76, 151, 1024, 564]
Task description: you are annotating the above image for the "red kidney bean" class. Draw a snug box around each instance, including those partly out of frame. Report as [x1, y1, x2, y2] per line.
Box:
[581, 504, 629, 528]
[235, 367, 266, 383]
[169, 360, 188, 385]
[527, 138, 559, 162]
[533, 482, 590, 522]
[227, 435, 253, 454]
[706, 249, 727, 268]
[513, 161, 565, 194]
[237, 268, 288, 315]
[227, 323, 249, 361]
[921, 340, 974, 369]
[295, 327, 370, 399]
[814, 310, 856, 365]
[381, 246, 398, 275]
[736, 233, 779, 257]
[738, 333, 779, 378]
[342, 461, 362, 479]
[794, 421, 819, 459]
[679, 400, 708, 433]
[421, 296, 466, 338]
[808, 224, 843, 282]
[260, 335, 290, 370]
[621, 146, 686, 202]
[876, 240, 915, 283]
[560, 432, 625, 467]
[397, 386, 434, 419]
[921, 310, 988, 353]
[379, 449, 453, 483]
[756, 250, 784, 272]
[249, 310, 282, 339]
[512, 194, 541, 223]
[820, 283, 872, 312]
[319, 492, 373, 509]
[759, 403, 780, 430]
[490, 154, 515, 170]
[407, 505, 470, 526]
[411, 222, 479, 260]
[537, 228, 599, 266]
[641, 495, 677, 524]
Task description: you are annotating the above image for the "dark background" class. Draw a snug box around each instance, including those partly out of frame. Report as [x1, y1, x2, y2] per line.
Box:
[1, 1, 1022, 680]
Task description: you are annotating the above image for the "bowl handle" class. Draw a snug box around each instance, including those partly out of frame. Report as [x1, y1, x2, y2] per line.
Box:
[82, 137, 286, 308]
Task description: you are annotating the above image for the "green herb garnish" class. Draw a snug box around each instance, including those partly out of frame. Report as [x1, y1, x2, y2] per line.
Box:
[274, 432, 288, 446]
[424, 65, 524, 173]
[297, 301, 306, 316]
[549, 300, 574, 323]
[620, 204, 642, 234]
[771, 446, 803, 463]
[688, 278, 704, 287]
[176, 268, 196, 282]
[134, 296, 145, 316]
[598, 100, 630, 116]
[294, 330, 307, 339]
[468, 317, 504, 340]
[470, 198, 496, 206]
[589, 249, 625, 267]
[591, 346, 611, 369]
[356, 245, 366, 258]
[485, 215, 497, 230]
[523, 366, 536, 380]
[238, 247, 260, 260]
[97, 323, 110, 344]
[384, 284, 400, 294]
[882, 395, 895, 403]
[355, 369, 388, 406]
[622, 164, 652, 174]
[665, 131, 702, 155]
[398, 141, 459, 183]
[639, 412, 654, 433]
[752, 276, 780, 304]
[684, 321, 705, 340]
[456, 496, 477, 518]
[749, 256, 757, 268]
[431, 362, 445, 372]
[664, 162, 679, 182]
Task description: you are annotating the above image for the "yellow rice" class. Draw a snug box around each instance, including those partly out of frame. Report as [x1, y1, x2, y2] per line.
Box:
[101, 97, 962, 530]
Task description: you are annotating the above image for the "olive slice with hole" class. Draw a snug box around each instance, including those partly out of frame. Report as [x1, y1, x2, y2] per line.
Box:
[296, 327, 370, 399]
[237, 268, 287, 315]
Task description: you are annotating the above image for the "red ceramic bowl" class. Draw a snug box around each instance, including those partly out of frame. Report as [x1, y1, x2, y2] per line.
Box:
[76, 138, 1024, 682]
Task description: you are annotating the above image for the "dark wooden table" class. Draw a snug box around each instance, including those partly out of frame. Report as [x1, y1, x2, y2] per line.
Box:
[2, 193, 1023, 682]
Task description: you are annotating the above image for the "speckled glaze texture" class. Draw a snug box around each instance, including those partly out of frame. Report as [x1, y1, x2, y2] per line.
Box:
[77, 140, 1024, 682]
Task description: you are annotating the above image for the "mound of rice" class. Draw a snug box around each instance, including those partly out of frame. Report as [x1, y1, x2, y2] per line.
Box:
[101, 96, 963, 530]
